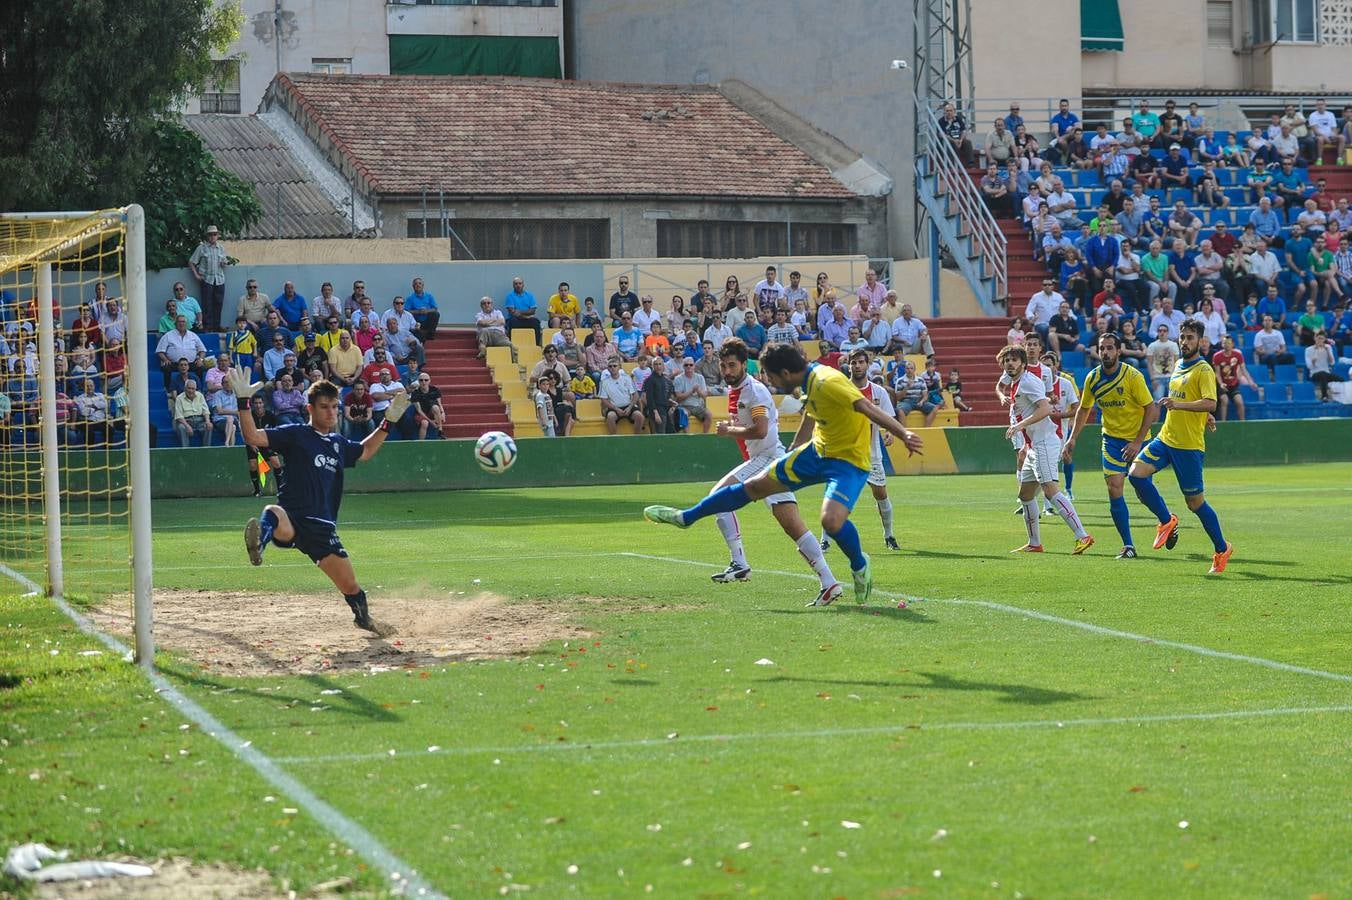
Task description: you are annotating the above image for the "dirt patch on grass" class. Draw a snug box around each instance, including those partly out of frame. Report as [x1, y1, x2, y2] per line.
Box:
[89, 590, 594, 677]
[26, 856, 336, 898]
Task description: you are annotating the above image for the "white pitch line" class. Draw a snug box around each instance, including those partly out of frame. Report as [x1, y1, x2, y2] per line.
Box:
[74, 551, 589, 575]
[276, 704, 1352, 765]
[619, 552, 1352, 685]
[0, 567, 443, 899]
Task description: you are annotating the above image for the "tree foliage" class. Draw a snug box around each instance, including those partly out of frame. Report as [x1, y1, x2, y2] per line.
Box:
[0, 0, 245, 218]
[137, 120, 263, 271]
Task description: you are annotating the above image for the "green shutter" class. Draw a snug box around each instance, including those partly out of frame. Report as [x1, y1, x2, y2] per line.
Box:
[389, 35, 562, 78]
[1081, 0, 1125, 51]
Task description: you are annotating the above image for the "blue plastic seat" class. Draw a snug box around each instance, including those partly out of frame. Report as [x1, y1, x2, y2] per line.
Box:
[1061, 350, 1086, 368]
[1289, 382, 1318, 402]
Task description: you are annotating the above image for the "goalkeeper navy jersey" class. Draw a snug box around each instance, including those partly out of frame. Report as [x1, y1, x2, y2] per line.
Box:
[264, 424, 362, 523]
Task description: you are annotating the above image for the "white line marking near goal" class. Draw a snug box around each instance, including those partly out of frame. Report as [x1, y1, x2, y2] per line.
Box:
[619, 552, 1352, 685]
[275, 704, 1352, 765]
[0, 566, 443, 899]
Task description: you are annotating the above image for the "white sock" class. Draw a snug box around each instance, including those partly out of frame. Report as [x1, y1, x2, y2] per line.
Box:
[1050, 491, 1089, 539]
[1022, 500, 1042, 546]
[796, 531, 837, 589]
[716, 512, 747, 567]
[876, 498, 894, 539]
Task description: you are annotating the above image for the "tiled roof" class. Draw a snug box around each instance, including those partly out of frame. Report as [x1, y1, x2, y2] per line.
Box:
[184, 115, 352, 239]
[271, 74, 857, 201]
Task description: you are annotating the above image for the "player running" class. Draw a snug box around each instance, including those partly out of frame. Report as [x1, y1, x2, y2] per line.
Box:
[231, 371, 409, 630]
[1038, 350, 1080, 516]
[702, 338, 842, 605]
[1127, 319, 1234, 573]
[643, 342, 924, 605]
[1064, 332, 1159, 559]
[998, 345, 1095, 554]
[1001, 334, 1056, 516]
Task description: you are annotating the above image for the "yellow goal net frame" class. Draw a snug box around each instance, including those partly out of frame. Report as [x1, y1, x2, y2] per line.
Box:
[0, 206, 154, 664]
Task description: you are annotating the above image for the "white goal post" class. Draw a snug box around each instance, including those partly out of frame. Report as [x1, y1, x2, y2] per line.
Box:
[0, 205, 155, 665]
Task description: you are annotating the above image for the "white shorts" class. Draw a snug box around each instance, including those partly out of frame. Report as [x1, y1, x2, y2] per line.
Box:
[727, 453, 796, 507]
[867, 456, 888, 488]
[1018, 434, 1062, 484]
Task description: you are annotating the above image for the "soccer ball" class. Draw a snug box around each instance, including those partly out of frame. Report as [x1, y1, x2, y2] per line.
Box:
[475, 430, 517, 474]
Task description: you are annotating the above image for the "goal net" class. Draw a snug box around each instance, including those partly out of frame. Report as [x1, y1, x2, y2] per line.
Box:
[0, 207, 154, 663]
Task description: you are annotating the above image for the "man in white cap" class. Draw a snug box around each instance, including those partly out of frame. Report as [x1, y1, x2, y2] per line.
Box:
[188, 225, 228, 331]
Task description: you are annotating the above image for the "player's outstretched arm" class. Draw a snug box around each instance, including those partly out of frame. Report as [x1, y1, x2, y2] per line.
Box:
[359, 393, 409, 461]
[854, 397, 923, 455]
[230, 369, 269, 448]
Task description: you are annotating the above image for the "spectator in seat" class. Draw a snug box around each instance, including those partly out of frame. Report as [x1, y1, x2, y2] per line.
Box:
[1296, 299, 1328, 346]
[820, 305, 851, 352]
[271, 281, 307, 330]
[164, 283, 201, 332]
[173, 377, 211, 446]
[1021, 184, 1044, 228]
[1084, 220, 1121, 293]
[570, 367, 596, 400]
[366, 368, 410, 436]
[1041, 222, 1075, 272]
[208, 378, 239, 447]
[1271, 123, 1301, 166]
[584, 325, 614, 385]
[702, 311, 733, 352]
[892, 359, 938, 427]
[260, 331, 292, 382]
[102, 340, 126, 392]
[70, 302, 102, 350]
[314, 314, 346, 354]
[696, 341, 725, 395]
[980, 163, 1011, 216]
[187, 225, 227, 331]
[236, 278, 271, 330]
[72, 379, 109, 446]
[1334, 299, 1352, 351]
[1149, 294, 1187, 341]
[297, 332, 328, 377]
[1270, 160, 1307, 222]
[632, 295, 662, 334]
[405, 277, 440, 343]
[326, 330, 363, 388]
[1048, 300, 1084, 354]
[1296, 198, 1328, 239]
[1045, 178, 1082, 229]
[1192, 295, 1228, 346]
[985, 118, 1015, 170]
[530, 344, 571, 394]
[157, 298, 180, 336]
[735, 310, 766, 358]
[1194, 161, 1229, 209]
[672, 357, 711, 433]
[1128, 146, 1159, 187]
[499, 276, 540, 346]
[937, 101, 973, 165]
[1194, 126, 1222, 163]
[1246, 240, 1284, 301]
[540, 370, 576, 437]
[1158, 143, 1191, 191]
[767, 307, 799, 346]
[1253, 314, 1293, 378]
[309, 281, 343, 327]
[1255, 282, 1289, 330]
[1167, 238, 1199, 306]
[203, 351, 233, 396]
[613, 312, 644, 361]
[1309, 98, 1345, 163]
[1145, 324, 1180, 398]
[93, 292, 126, 347]
[599, 357, 643, 434]
[945, 368, 971, 412]
[857, 268, 887, 310]
[557, 326, 584, 375]
[68, 345, 98, 395]
[640, 357, 677, 434]
[270, 373, 306, 426]
[753, 266, 786, 312]
[547, 282, 580, 328]
[1025, 279, 1061, 347]
[1050, 98, 1080, 153]
[350, 295, 381, 335]
[1004, 102, 1024, 134]
[1221, 131, 1250, 167]
[471, 296, 512, 362]
[360, 346, 398, 387]
[155, 315, 207, 391]
[409, 372, 447, 439]
[1099, 179, 1129, 217]
[343, 379, 374, 440]
[1012, 123, 1041, 173]
[888, 303, 934, 357]
[289, 316, 319, 353]
[380, 296, 417, 338]
[1335, 235, 1352, 297]
[1115, 196, 1148, 252]
[1283, 224, 1315, 307]
[1166, 201, 1200, 249]
[1310, 235, 1346, 309]
[1306, 332, 1342, 400]
[226, 315, 258, 373]
[383, 317, 425, 377]
[610, 276, 640, 324]
[256, 308, 292, 352]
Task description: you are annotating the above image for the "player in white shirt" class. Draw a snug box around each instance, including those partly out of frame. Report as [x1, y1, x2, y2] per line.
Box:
[847, 349, 900, 550]
[705, 338, 841, 604]
[998, 344, 1094, 554]
[998, 334, 1057, 515]
[1038, 350, 1080, 515]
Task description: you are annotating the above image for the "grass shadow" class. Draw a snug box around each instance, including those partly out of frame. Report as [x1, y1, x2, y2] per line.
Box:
[761, 670, 1094, 706]
[761, 605, 937, 623]
[159, 662, 402, 724]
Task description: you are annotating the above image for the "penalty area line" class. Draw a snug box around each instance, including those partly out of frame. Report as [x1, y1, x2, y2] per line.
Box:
[276, 704, 1352, 765]
[0, 566, 444, 899]
[618, 552, 1352, 686]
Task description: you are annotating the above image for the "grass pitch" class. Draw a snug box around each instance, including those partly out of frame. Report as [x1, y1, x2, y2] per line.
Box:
[3, 463, 1352, 896]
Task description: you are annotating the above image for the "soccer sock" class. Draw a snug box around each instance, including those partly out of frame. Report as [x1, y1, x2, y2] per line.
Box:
[1129, 474, 1172, 524]
[795, 531, 837, 589]
[343, 589, 369, 620]
[1021, 500, 1042, 546]
[680, 483, 751, 526]
[715, 512, 748, 568]
[249, 473, 261, 492]
[827, 519, 867, 572]
[1192, 501, 1228, 553]
[876, 498, 894, 539]
[1109, 495, 1135, 548]
[258, 508, 278, 551]
[1064, 461, 1075, 493]
[1050, 491, 1089, 540]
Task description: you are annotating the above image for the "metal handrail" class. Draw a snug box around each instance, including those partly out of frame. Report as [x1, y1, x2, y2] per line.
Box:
[915, 99, 1007, 304]
[961, 94, 1352, 138]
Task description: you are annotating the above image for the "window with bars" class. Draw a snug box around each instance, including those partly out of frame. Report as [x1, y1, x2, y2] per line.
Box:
[1207, 0, 1235, 46]
[1249, 0, 1319, 43]
[200, 58, 241, 114]
[656, 220, 858, 259]
[406, 218, 609, 259]
[312, 58, 353, 75]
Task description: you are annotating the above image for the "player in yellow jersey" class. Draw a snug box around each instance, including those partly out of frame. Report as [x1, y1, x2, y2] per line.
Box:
[644, 342, 924, 604]
[1064, 332, 1158, 559]
[1126, 319, 1234, 573]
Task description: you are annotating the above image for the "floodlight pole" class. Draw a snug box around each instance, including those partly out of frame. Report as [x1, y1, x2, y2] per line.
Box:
[36, 263, 63, 598]
[125, 205, 155, 667]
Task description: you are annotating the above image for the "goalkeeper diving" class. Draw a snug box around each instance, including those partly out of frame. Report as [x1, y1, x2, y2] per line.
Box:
[231, 369, 408, 631]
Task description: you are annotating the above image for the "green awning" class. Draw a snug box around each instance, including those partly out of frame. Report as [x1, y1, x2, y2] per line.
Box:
[1081, 0, 1124, 51]
[389, 35, 561, 78]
